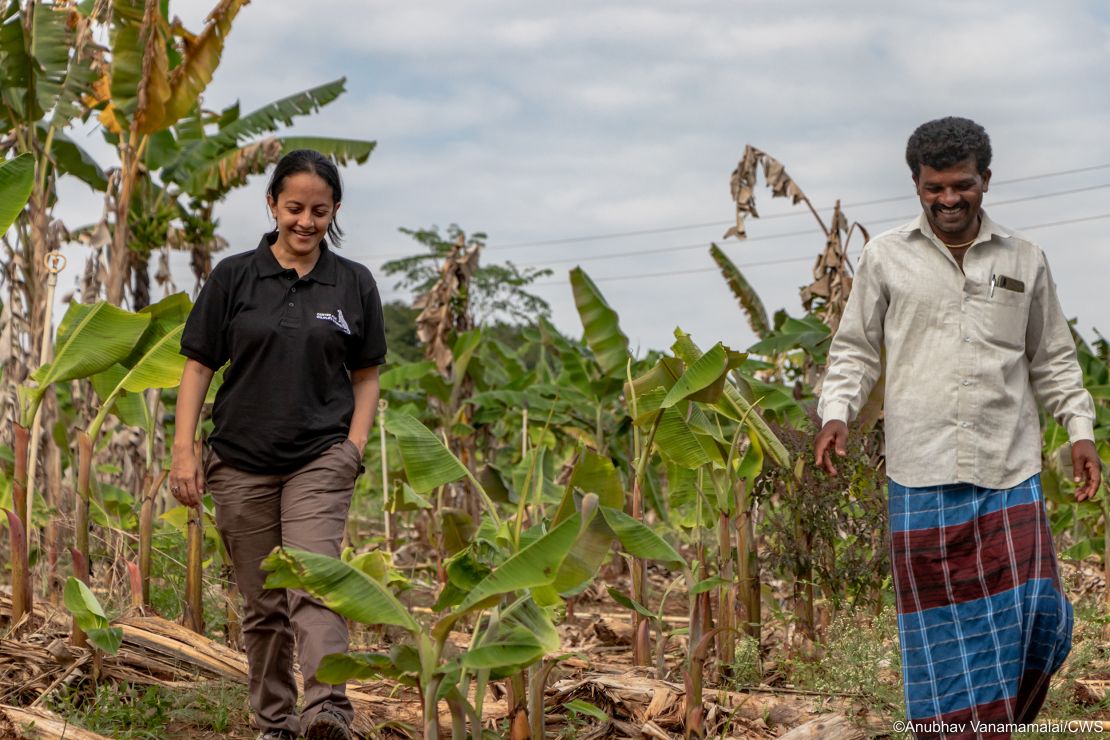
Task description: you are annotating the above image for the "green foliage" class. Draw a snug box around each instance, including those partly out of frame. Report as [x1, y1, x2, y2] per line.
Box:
[785, 607, 902, 711]
[570, 266, 630, 377]
[710, 243, 771, 340]
[383, 224, 553, 325]
[87, 292, 191, 440]
[63, 577, 123, 654]
[383, 300, 424, 363]
[20, 301, 151, 426]
[384, 409, 471, 494]
[0, 152, 33, 231]
[758, 413, 888, 612]
[263, 547, 420, 632]
[48, 680, 249, 739]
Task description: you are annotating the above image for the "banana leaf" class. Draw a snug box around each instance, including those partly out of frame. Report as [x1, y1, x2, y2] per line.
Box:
[380, 360, 437, 390]
[90, 363, 151, 431]
[164, 78, 349, 183]
[565, 449, 624, 509]
[31, 3, 98, 129]
[160, 0, 248, 129]
[0, 152, 33, 232]
[384, 410, 469, 493]
[655, 406, 713, 469]
[710, 243, 771, 340]
[660, 341, 746, 408]
[85, 293, 190, 439]
[262, 547, 419, 633]
[0, 5, 38, 120]
[569, 267, 630, 377]
[108, 0, 163, 123]
[20, 301, 150, 426]
[461, 598, 560, 674]
[456, 511, 584, 614]
[45, 128, 108, 191]
[599, 506, 684, 565]
[747, 313, 831, 364]
[316, 652, 397, 684]
[86, 322, 185, 440]
[672, 329, 790, 469]
[63, 576, 122, 654]
[280, 136, 375, 165]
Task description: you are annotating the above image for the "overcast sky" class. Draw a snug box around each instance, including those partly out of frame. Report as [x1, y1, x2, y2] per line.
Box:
[55, 0, 1110, 354]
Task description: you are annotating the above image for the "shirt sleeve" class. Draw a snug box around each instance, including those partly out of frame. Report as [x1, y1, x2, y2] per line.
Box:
[817, 240, 887, 426]
[347, 273, 387, 369]
[1025, 250, 1095, 442]
[180, 271, 230, 371]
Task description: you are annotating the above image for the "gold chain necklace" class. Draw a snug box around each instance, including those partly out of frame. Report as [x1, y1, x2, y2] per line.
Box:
[943, 237, 976, 249]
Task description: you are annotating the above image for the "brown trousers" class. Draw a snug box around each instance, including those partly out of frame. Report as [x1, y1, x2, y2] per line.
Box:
[206, 439, 362, 735]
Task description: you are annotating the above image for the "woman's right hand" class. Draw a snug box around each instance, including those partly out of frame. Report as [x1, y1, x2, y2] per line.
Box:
[169, 444, 205, 508]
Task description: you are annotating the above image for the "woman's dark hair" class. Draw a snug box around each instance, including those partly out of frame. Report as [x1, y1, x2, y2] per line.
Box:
[266, 149, 345, 245]
[905, 117, 992, 178]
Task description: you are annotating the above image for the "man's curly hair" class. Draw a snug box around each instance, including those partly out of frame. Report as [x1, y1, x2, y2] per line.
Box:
[905, 117, 992, 177]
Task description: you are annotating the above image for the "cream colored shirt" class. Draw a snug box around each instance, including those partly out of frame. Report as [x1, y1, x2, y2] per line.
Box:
[818, 211, 1095, 489]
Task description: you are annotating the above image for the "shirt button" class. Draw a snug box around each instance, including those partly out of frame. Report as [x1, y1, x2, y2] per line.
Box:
[964, 295, 971, 302]
[961, 421, 971, 428]
[288, 302, 294, 307]
[291, 287, 296, 293]
[964, 336, 971, 343]
[961, 380, 970, 386]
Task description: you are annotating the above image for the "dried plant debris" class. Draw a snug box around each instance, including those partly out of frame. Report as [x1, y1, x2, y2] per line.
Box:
[413, 233, 481, 375]
[727, 145, 807, 240]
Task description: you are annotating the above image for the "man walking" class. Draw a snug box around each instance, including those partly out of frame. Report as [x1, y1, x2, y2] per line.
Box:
[814, 117, 1100, 737]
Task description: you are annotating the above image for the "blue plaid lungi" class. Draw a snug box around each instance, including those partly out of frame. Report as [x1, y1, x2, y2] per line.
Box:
[888, 475, 1073, 738]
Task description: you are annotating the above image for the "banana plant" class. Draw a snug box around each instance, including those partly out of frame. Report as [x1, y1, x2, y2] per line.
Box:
[15, 300, 149, 628]
[76, 293, 190, 629]
[63, 576, 123, 655]
[626, 330, 791, 669]
[0, 152, 34, 627]
[269, 408, 683, 738]
[89, 292, 192, 608]
[85, 0, 249, 304]
[263, 511, 587, 739]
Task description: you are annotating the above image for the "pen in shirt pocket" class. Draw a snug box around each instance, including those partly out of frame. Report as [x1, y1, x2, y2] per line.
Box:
[989, 273, 996, 299]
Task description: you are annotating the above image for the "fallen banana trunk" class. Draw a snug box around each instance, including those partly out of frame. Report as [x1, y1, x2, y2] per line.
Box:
[0, 704, 113, 739]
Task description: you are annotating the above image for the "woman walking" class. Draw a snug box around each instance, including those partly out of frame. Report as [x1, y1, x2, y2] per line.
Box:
[170, 149, 386, 740]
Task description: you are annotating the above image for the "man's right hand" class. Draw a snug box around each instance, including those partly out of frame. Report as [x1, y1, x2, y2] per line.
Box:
[814, 420, 849, 476]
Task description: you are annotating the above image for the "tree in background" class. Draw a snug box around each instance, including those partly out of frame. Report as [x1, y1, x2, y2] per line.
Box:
[382, 224, 552, 326]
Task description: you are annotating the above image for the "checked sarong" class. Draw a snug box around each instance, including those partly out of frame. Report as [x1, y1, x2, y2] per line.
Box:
[888, 475, 1072, 737]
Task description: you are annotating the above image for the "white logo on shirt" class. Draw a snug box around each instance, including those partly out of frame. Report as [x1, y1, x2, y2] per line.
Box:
[315, 309, 351, 335]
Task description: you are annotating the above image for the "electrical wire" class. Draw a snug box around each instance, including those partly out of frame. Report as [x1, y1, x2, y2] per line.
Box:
[524, 211, 1110, 286]
[516, 182, 1110, 268]
[352, 177, 1110, 264]
[484, 162, 1110, 250]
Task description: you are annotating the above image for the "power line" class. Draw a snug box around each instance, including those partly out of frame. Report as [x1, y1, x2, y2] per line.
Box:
[484, 162, 1110, 250]
[353, 166, 1110, 263]
[525, 212, 1110, 287]
[514, 182, 1110, 269]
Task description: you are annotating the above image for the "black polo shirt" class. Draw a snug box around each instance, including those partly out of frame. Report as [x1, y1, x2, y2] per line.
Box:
[180, 233, 387, 474]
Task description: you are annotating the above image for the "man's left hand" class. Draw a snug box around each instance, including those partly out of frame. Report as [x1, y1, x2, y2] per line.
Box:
[1071, 440, 1102, 502]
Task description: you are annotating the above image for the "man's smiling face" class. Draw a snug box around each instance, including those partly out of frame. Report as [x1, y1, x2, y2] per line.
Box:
[914, 155, 991, 244]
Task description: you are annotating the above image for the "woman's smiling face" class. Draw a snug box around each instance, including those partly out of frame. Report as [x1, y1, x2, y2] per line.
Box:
[267, 171, 340, 260]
